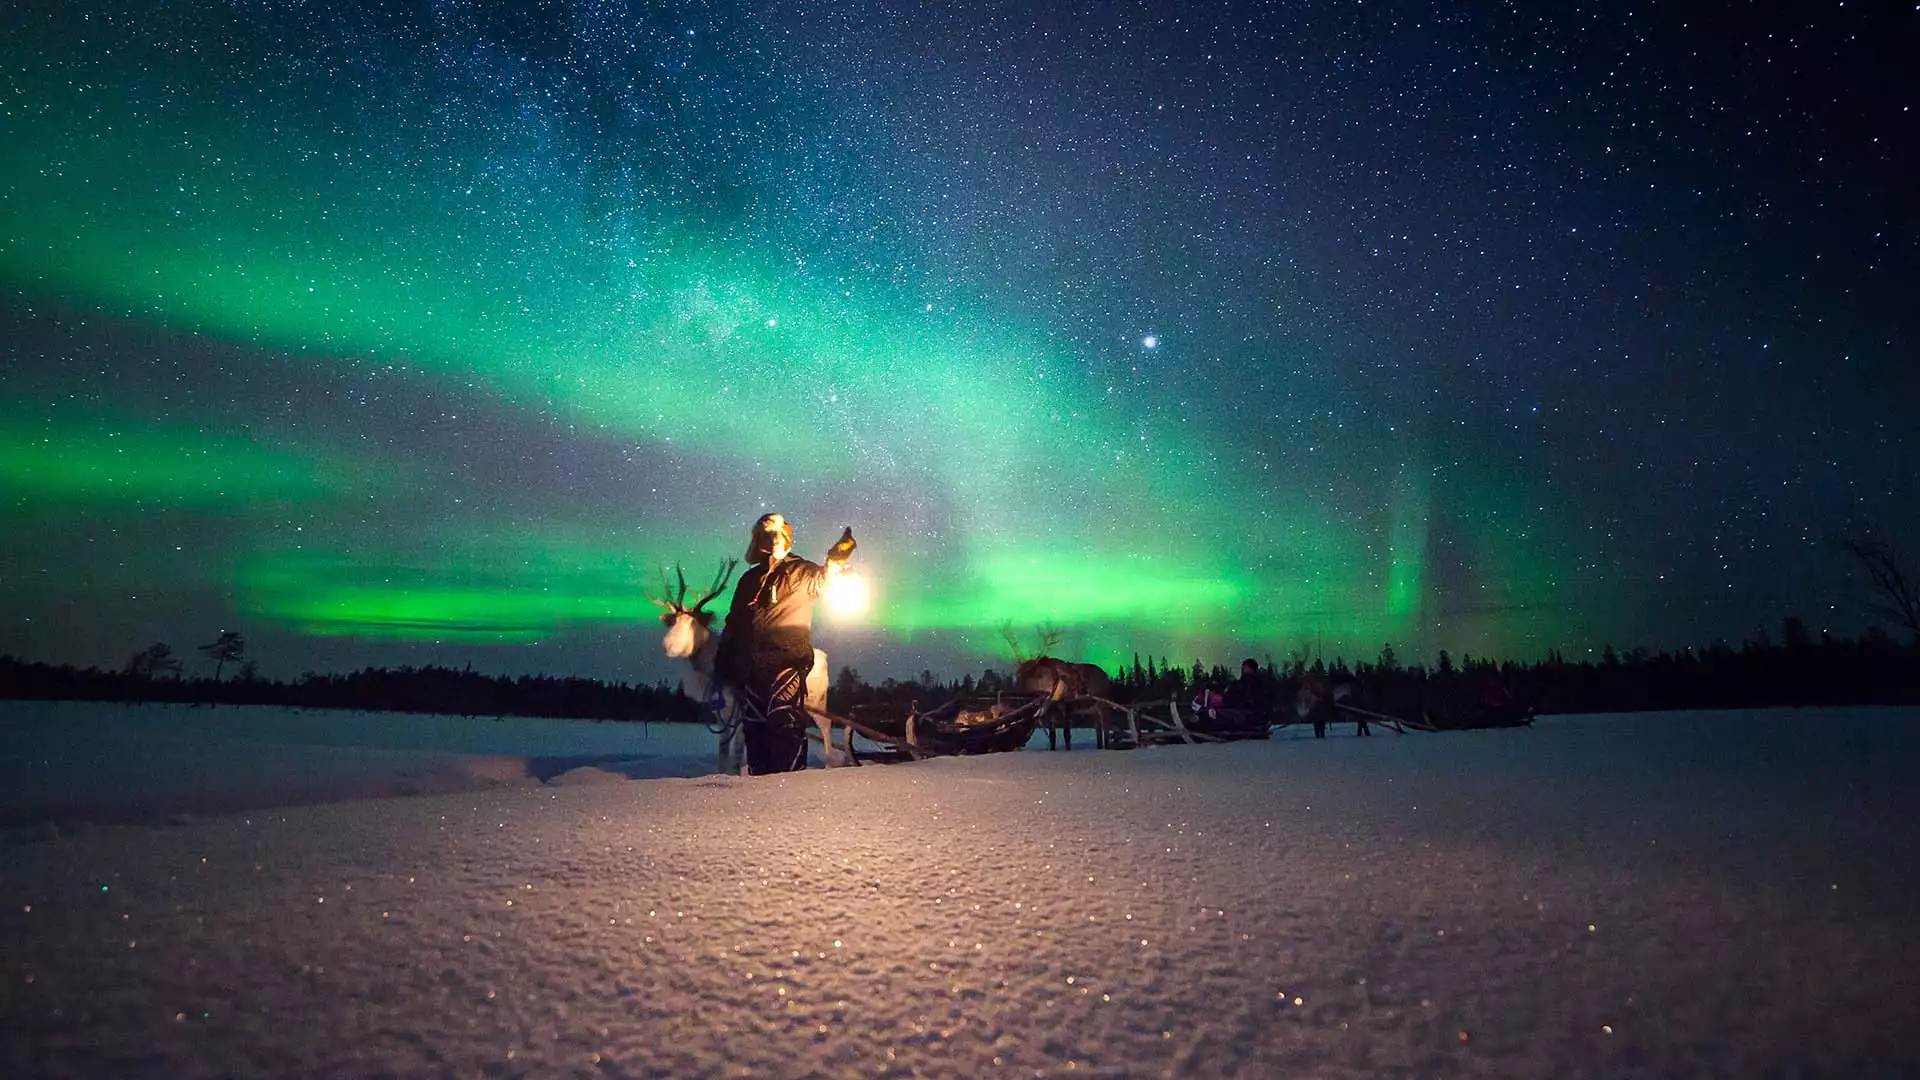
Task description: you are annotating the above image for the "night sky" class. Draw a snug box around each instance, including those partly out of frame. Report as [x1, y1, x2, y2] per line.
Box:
[3, 0, 1914, 684]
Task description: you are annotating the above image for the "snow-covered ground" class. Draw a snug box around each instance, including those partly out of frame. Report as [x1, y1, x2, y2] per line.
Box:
[3, 702, 1916, 1078]
[0, 702, 729, 828]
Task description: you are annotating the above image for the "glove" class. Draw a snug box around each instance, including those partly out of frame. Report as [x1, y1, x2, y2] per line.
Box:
[826, 526, 857, 563]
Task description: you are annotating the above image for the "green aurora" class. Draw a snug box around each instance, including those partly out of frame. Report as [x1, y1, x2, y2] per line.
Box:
[0, 1, 1615, 678]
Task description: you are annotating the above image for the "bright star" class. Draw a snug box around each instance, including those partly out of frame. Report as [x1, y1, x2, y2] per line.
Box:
[1142, 335, 1159, 349]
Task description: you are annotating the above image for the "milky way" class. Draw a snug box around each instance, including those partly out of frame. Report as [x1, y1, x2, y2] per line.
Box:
[3, 0, 1913, 681]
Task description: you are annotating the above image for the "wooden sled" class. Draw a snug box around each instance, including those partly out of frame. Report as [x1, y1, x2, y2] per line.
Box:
[1422, 702, 1536, 731]
[1091, 697, 1274, 749]
[836, 694, 1048, 762]
[1316, 700, 1535, 733]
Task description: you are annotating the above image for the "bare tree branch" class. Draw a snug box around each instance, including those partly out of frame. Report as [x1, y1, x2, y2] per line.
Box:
[1835, 531, 1920, 642]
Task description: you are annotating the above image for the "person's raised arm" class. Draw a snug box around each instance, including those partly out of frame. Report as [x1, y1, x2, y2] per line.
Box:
[824, 526, 856, 576]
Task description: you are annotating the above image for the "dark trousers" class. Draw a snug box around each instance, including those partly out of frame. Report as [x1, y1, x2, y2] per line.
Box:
[741, 657, 813, 775]
[743, 718, 808, 775]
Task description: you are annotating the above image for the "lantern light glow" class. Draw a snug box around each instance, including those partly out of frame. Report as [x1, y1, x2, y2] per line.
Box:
[825, 571, 872, 619]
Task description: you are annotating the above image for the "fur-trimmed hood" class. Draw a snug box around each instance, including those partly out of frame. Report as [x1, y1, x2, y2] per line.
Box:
[744, 513, 793, 564]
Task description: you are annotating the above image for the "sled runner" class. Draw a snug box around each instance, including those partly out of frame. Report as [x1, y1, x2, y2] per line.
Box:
[1320, 699, 1535, 733]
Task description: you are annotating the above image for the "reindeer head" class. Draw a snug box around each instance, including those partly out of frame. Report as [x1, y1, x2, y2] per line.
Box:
[650, 560, 737, 659]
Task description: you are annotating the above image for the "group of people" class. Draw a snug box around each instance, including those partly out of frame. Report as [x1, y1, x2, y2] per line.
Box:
[711, 513, 856, 775]
[1191, 661, 1371, 737]
[1187, 658, 1277, 724]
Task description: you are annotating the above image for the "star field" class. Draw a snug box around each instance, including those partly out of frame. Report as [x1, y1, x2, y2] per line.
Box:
[2, 0, 1913, 681]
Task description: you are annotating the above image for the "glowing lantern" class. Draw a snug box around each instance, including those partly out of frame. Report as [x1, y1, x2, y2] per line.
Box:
[824, 570, 871, 618]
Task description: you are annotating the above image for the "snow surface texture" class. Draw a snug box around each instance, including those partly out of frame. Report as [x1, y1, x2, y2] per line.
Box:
[0, 703, 726, 827]
[3, 704, 1918, 1078]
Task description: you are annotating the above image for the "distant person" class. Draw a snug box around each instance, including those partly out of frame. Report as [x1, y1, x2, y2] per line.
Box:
[1189, 683, 1223, 724]
[1296, 673, 1332, 738]
[1224, 658, 1272, 722]
[1482, 674, 1513, 709]
[714, 513, 855, 774]
[1337, 682, 1369, 736]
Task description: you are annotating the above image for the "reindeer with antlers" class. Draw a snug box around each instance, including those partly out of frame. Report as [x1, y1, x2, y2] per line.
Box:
[650, 559, 846, 774]
[1004, 624, 1114, 750]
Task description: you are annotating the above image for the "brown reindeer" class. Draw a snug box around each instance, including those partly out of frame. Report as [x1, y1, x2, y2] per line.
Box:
[1005, 625, 1113, 750]
[651, 561, 843, 772]
[1292, 670, 1354, 738]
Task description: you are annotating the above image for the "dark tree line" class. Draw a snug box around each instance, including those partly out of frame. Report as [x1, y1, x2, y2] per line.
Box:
[825, 619, 1920, 724]
[5, 617, 1917, 728]
[0, 655, 699, 724]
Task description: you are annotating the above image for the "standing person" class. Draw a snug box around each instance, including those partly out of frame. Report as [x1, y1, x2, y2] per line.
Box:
[714, 513, 855, 774]
[1338, 682, 1369, 736]
[1224, 658, 1271, 718]
[1296, 673, 1331, 738]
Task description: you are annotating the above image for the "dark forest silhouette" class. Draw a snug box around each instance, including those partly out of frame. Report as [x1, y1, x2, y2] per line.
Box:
[0, 654, 700, 724]
[824, 619, 1920, 728]
[2, 622, 1916, 727]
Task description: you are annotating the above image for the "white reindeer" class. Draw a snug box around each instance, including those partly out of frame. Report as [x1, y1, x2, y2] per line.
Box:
[652, 561, 846, 772]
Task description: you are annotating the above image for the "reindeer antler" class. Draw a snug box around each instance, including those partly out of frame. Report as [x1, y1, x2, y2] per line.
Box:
[999, 620, 1030, 664]
[649, 564, 684, 611]
[1036, 624, 1064, 656]
[690, 559, 738, 612]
